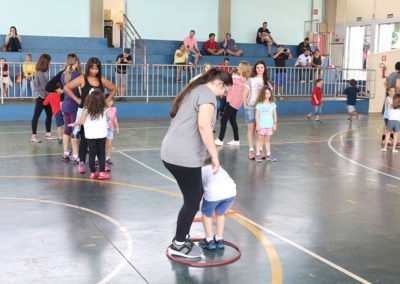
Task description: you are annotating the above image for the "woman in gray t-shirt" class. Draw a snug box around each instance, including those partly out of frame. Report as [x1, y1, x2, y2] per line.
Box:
[161, 68, 233, 259]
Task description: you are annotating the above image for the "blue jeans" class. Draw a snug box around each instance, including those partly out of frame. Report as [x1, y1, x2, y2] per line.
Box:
[21, 78, 34, 97]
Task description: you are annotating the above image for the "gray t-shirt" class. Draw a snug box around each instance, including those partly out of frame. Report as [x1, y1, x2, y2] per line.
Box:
[387, 71, 400, 88]
[161, 84, 217, 168]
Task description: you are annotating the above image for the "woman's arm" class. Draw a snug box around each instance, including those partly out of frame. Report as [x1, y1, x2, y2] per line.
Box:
[102, 77, 117, 102]
[243, 88, 250, 109]
[64, 75, 84, 105]
[198, 104, 220, 174]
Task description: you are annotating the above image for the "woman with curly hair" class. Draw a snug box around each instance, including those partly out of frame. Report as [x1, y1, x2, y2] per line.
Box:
[69, 89, 111, 180]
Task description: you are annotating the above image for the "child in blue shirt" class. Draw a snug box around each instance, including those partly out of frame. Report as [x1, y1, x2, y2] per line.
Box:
[343, 79, 360, 124]
[255, 86, 277, 162]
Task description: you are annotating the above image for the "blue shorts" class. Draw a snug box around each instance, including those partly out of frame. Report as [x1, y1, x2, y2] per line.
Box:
[313, 105, 322, 115]
[201, 197, 235, 217]
[387, 120, 400, 132]
[244, 107, 256, 124]
[55, 111, 64, 127]
[107, 129, 114, 140]
[274, 72, 287, 86]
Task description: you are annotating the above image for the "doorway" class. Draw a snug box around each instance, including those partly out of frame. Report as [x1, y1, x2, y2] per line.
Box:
[104, 0, 125, 48]
[345, 25, 372, 70]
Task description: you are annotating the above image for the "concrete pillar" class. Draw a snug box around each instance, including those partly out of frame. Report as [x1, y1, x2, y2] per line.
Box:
[324, 0, 337, 33]
[218, 0, 231, 41]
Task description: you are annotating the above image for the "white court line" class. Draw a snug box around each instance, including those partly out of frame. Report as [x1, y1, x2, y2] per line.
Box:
[119, 151, 372, 284]
[328, 129, 400, 181]
[0, 197, 135, 284]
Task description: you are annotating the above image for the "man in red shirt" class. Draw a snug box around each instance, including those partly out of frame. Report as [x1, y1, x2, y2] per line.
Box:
[217, 57, 232, 73]
[307, 79, 323, 123]
[203, 33, 225, 55]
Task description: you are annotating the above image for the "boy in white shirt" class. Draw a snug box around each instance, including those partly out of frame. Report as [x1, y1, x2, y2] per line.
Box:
[199, 159, 236, 249]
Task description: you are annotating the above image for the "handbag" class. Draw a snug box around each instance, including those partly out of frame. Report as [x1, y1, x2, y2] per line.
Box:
[15, 73, 22, 84]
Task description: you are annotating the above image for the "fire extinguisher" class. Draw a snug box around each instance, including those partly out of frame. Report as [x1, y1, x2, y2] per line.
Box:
[379, 63, 387, 78]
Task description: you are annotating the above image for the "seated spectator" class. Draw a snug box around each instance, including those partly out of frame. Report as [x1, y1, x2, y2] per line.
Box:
[256, 22, 277, 57]
[4, 26, 22, 52]
[21, 53, 36, 97]
[222, 33, 243, 56]
[203, 33, 225, 55]
[295, 49, 312, 83]
[311, 49, 323, 80]
[183, 30, 203, 66]
[273, 45, 292, 96]
[297, 37, 311, 56]
[0, 58, 13, 97]
[174, 42, 193, 82]
[217, 57, 232, 73]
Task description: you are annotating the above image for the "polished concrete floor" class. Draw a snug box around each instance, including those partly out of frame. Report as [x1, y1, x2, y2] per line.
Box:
[0, 114, 399, 284]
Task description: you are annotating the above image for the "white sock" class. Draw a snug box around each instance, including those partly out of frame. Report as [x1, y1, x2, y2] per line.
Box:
[249, 147, 254, 152]
[64, 152, 69, 155]
[174, 240, 184, 246]
[267, 152, 271, 156]
[206, 237, 213, 242]
[215, 235, 223, 241]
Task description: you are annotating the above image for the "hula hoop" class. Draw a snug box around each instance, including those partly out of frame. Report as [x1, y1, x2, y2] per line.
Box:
[166, 238, 241, 267]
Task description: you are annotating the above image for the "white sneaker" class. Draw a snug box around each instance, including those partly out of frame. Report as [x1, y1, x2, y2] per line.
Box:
[215, 138, 224, 146]
[227, 140, 240, 146]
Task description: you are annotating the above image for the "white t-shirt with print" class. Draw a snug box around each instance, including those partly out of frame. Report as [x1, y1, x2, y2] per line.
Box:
[245, 77, 265, 107]
[202, 165, 236, 202]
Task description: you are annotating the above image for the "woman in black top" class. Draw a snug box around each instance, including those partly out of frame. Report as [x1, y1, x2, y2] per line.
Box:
[312, 49, 323, 80]
[64, 57, 116, 173]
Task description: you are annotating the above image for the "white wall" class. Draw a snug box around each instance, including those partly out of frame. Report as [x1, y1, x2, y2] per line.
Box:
[231, 0, 315, 44]
[125, 0, 218, 42]
[0, 0, 91, 37]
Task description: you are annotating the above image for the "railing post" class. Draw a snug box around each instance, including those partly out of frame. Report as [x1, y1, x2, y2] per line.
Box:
[146, 64, 149, 103]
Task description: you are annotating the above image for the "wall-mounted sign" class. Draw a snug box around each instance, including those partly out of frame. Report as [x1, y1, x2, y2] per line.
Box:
[313, 9, 318, 15]
[387, 14, 394, 18]
[382, 55, 386, 62]
[356, 17, 362, 21]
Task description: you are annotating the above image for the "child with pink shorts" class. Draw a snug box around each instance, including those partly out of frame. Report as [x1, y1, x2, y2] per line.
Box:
[255, 86, 277, 162]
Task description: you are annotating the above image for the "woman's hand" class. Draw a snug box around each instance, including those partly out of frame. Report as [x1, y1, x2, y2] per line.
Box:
[211, 156, 220, 174]
[68, 123, 76, 127]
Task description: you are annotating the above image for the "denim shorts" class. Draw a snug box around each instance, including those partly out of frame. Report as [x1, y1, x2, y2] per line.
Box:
[201, 197, 235, 217]
[387, 120, 400, 132]
[244, 106, 256, 124]
[107, 129, 114, 140]
[55, 111, 64, 127]
[313, 105, 322, 115]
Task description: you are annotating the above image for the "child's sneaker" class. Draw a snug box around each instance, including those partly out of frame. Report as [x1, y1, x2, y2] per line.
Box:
[255, 154, 262, 162]
[105, 159, 113, 166]
[393, 149, 398, 153]
[30, 137, 41, 143]
[214, 237, 225, 249]
[98, 172, 112, 180]
[62, 153, 70, 161]
[259, 150, 266, 159]
[89, 172, 99, 179]
[105, 165, 111, 172]
[314, 120, 322, 124]
[227, 140, 240, 146]
[267, 154, 277, 162]
[248, 150, 256, 160]
[381, 147, 387, 152]
[167, 238, 204, 259]
[199, 238, 217, 250]
[78, 162, 86, 173]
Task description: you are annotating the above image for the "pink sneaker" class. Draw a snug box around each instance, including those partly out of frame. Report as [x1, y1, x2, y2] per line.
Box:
[98, 172, 111, 180]
[78, 162, 86, 173]
[89, 172, 99, 179]
[105, 165, 111, 172]
[248, 150, 256, 160]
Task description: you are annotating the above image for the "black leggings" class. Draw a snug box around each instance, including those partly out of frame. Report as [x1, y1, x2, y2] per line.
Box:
[218, 103, 239, 141]
[79, 126, 88, 163]
[163, 161, 203, 242]
[87, 138, 106, 172]
[218, 96, 227, 114]
[31, 97, 52, 135]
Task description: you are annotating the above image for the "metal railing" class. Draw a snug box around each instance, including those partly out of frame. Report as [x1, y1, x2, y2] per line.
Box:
[0, 62, 376, 103]
[122, 14, 147, 65]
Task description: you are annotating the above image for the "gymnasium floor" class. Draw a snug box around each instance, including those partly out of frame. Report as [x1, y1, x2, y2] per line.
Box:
[0, 114, 399, 284]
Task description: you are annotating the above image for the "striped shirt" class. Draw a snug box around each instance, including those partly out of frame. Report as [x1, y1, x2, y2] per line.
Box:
[227, 74, 246, 110]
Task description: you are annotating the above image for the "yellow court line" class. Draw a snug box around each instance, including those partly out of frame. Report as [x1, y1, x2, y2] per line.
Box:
[346, 199, 358, 205]
[0, 174, 282, 283]
[230, 214, 283, 284]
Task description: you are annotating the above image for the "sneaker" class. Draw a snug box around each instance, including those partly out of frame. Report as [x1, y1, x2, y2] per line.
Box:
[248, 150, 256, 160]
[255, 154, 262, 162]
[267, 154, 277, 162]
[214, 237, 225, 249]
[105, 165, 111, 172]
[62, 153, 70, 161]
[314, 120, 322, 124]
[105, 159, 113, 166]
[70, 156, 80, 164]
[199, 238, 217, 250]
[167, 238, 204, 259]
[78, 162, 86, 173]
[393, 149, 399, 153]
[44, 134, 57, 140]
[215, 138, 224, 146]
[259, 150, 266, 159]
[30, 137, 41, 143]
[381, 147, 387, 152]
[89, 172, 99, 179]
[227, 140, 240, 146]
[98, 172, 112, 180]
